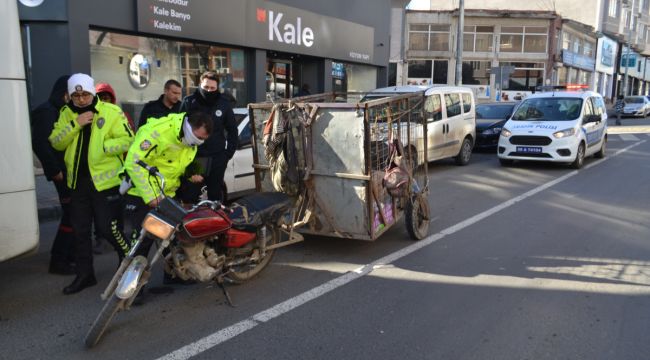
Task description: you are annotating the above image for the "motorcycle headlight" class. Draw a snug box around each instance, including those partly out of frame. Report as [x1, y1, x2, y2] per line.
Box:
[142, 213, 175, 240]
[553, 128, 576, 139]
[500, 128, 512, 138]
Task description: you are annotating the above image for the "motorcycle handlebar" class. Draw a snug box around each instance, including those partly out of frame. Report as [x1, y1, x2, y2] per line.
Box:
[135, 160, 165, 192]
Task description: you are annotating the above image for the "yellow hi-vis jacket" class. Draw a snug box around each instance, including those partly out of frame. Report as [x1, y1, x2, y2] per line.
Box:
[123, 113, 197, 204]
[49, 100, 134, 190]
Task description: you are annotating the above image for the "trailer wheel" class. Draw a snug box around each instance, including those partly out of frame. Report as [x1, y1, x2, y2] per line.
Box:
[405, 193, 430, 240]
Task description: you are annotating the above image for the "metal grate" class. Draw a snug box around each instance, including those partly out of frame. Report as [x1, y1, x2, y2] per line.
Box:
[509, 135, 552, 145]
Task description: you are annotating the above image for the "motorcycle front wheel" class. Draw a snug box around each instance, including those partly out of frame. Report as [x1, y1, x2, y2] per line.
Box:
[84, 294, 125, 348]
[226, 225, 279, 284]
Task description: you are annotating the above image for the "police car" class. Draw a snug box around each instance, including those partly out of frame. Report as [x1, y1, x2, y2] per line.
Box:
[497, 86, 607, 169]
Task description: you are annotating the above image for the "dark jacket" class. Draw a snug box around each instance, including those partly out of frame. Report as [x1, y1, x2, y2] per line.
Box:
[138, 94, 181, 129]
[179, 89, 237, 159]
[31, 75, 69, 181]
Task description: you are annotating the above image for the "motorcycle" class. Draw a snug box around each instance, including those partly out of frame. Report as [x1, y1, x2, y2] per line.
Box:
[84, 160, 296, 348]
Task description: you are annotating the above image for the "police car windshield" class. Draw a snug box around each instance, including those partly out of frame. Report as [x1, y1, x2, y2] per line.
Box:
[625, 97, 644, 103]
[511, 97, 583, 121]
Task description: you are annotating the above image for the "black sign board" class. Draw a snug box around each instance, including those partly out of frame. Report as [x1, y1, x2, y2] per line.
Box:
[137, 0, 376, 64]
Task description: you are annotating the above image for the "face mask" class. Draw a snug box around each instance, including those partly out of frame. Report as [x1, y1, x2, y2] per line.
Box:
[182, 117, 204, 146]
[199, 87, 219, 103]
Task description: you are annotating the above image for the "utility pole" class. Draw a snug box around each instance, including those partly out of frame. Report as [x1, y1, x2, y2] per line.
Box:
[623, 0, 636, 96]
[455, 0, 464, 85]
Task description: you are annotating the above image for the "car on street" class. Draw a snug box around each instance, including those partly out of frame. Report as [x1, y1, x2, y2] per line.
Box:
[497, 89, 607, 169]
[364, 85, 476, 166]
[223, 108, 255, 200]
[474, 102, 518, 150]
[622, 96, 650, 117]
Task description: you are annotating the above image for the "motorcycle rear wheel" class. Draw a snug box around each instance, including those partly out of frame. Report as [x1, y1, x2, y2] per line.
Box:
[226, 225, 279, 284]
[84, 294, 125, 348]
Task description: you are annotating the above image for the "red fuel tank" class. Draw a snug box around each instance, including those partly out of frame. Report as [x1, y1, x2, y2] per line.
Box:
[181, 208, 231, 240]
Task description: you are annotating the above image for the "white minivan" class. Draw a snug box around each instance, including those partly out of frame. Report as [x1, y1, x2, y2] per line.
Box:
[364, 85, 476, 165]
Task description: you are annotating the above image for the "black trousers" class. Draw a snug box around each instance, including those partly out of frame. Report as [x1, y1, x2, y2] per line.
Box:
[50, 179, 75, 265]
[69, 177, 129, 275]
[203, 155, 229, 201]
[123, 194, 153, 257]
[177, 155, 229, 202]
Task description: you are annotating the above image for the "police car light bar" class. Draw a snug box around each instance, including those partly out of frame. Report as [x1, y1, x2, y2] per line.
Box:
[534, 84, 588, 92]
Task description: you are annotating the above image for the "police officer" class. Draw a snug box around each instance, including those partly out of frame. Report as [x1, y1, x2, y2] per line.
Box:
[31, 75, 75, 275]
[179, 71, 237, 201]
[49, 73, 134, 294]
[122, 112, 212, 264]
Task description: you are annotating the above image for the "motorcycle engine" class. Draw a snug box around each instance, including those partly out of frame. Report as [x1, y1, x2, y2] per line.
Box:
[169, 242, 225, 282]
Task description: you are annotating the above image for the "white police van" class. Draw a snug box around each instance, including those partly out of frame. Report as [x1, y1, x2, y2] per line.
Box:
[497, 87, 607, 169]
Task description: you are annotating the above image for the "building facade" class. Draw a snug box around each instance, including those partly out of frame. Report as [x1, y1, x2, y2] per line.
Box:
[400, 10, 557, 101]
[400, 0, 650, 100]
[19, 0, 395, 121]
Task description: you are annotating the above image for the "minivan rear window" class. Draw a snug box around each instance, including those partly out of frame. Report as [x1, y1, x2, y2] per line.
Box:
[424, 94, 443, 121]
[462, 93, 472, 113]
[444, 93, 461, 117]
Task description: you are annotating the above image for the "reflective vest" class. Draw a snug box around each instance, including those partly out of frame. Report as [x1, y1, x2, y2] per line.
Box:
[124, 113, 197, 204]
[49, 101, 134, 191]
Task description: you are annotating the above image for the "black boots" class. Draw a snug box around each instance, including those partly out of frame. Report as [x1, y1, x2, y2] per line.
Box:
[62, 274, 97, 295]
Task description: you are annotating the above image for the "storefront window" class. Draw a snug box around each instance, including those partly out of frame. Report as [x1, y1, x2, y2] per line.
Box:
[407, 60, 432, 84]
[462, 61, 490, 85]
[500, 62, 544, 90]
[89, 30, 248, 120]
[558, 67, 567, 85]
[407, 59, 448, 85]
[433, 60, 448, 84]
[331, 61, 376, 92]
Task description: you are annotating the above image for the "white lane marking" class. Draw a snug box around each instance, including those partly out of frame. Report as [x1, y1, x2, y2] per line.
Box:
[156, 140, 647, 360]
[620, 134, 640, 141]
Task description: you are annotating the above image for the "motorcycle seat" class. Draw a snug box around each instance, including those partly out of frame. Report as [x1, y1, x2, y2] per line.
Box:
[229, 192, 293, 231]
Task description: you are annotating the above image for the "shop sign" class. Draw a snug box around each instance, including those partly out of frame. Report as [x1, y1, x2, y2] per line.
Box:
[595, 36, 617, 74]
[562, 50, 595, 72]
[136, 0, 377, 65]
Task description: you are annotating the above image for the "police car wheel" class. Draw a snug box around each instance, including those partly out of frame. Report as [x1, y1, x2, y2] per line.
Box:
[571, 143, 585, 169]
[594, 138, 606, 159]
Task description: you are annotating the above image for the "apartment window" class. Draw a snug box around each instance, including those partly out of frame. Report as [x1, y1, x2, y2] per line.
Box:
[608, 0, 617, 17]
[584, 41, 594, 57]
[562, 32, 571, 50]
[463, 26, 494, 52]
[408, 24, 450, 51]
[524, 27, 548, 53]
[500, 26, 547, 53]
[573, 37, 582, 54]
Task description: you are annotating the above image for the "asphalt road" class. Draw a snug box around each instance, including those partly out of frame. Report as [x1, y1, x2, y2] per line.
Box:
[2, 131, 650, 360]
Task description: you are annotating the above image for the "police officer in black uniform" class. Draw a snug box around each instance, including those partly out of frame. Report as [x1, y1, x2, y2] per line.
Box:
[179, 71, 237, 201]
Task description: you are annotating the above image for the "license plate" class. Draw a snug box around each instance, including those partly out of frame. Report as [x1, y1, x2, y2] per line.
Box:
[517, 146, 542, 153]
